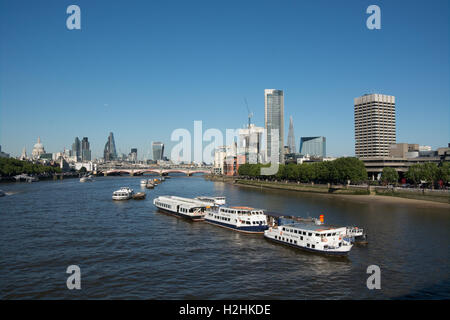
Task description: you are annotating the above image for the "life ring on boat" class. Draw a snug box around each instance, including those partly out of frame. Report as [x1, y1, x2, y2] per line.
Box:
[280, 231, 283, 235]
[322, 238, 328, 242]
[339, 236, 342, 240]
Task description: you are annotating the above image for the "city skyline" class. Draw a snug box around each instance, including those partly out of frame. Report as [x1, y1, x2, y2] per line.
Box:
[1, 0, 449, 158]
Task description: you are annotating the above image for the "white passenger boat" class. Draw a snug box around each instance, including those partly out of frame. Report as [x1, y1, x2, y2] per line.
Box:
[80, 175, 93, 182]
[140, 179, 147, 186]
[112, 187, 134, 200]
[195, 196, 226, 206]
[153, 196, 207, 221]
[346, 226, 368, 243]
[204, 206, 268, 233]
[264, 221, 353, 256]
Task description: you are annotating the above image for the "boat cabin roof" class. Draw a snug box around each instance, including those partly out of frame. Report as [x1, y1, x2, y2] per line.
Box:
[282, 222, 346, 232]
[157, 196, 207, 209]
[219, 206, 264, 214]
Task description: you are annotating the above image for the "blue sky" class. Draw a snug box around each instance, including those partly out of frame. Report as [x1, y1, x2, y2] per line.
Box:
[1, 0, 449, 159]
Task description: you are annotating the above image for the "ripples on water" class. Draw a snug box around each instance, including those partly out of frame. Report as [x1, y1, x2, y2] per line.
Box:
[0, 176, 449, 299]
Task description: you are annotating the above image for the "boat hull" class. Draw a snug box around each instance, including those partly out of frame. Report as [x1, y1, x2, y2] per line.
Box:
[156, 206, 204, 222]
[264, 235, 350, 256]
[205, 219, 268, 234]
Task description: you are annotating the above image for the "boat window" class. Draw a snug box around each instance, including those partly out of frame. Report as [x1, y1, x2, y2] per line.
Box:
[311, 245, 315, 249]
[315, 233, 320, 237]
[300, 236, 303, 240]
[308, 233, 312, 236]
[327, 233, 331, 237]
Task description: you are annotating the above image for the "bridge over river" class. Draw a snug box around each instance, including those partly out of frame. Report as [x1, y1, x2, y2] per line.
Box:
[97, 165, 212, 176]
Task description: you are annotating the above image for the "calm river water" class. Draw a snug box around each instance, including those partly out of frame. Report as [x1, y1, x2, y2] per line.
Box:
[0, 175, 449, 299]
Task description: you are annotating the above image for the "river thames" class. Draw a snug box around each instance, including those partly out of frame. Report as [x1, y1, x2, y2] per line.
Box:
[0, 175, 449, 299]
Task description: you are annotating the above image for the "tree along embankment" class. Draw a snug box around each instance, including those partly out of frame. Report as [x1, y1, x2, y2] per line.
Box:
[205, 175, 450, 204]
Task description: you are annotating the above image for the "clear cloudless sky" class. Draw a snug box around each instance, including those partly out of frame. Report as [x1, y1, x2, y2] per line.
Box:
[0, 0, 449, 160]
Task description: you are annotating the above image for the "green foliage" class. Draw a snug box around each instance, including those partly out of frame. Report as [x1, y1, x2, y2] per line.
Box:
[381, 167, 399, 184]
[0, 158, 61, 176]
[436, 162, 450, 184]
[405, 163, 441, 185]
[238, 157, 368, 184]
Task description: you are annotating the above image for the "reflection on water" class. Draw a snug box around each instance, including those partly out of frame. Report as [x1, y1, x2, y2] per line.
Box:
[0, 175, 449, 299]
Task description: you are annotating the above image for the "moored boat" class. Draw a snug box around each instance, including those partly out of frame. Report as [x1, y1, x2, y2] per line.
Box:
[204, 205, 268, 233]
[80, 175, 93, 182]
[153, 196, 207, 221]
[345, 226, 368, 244]
[264, 219, 353, 256]
[132, 192, 146, 200]
[112, 187, 134, 200]
[195, 196, 226, 206]
[140, 179, 147, 186]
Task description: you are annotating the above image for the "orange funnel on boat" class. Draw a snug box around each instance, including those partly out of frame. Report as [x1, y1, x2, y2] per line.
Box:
[319, 214, 324, 223]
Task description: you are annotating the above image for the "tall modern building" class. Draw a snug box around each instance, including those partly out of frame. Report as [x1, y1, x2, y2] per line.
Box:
[72, 137, 81, 161]
[287, 116, 296, 154]
[129, 148, 137, 163]
[264, 89, 284, 163]
[152, 142, 164, 161]
[238, 124, 264, 164]
[354, 94, 396, 158]
[103, 132, 117, 162]
[299, 137, 326, 157]
[81, 137, 91, 162]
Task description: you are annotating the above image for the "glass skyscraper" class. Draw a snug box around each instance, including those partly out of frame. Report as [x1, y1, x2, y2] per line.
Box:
[287, 116, 296, 154]
[299, 136, 326, 158]
[264, 89, 284, 163]
[72, 137, 81, 161]
[103, 132, 117, 162]
[81, 137, 91, 162]
[152, 142, 164, 161]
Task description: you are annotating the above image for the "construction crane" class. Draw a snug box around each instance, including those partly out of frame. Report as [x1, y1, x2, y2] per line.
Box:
[244, 97, 253, 129]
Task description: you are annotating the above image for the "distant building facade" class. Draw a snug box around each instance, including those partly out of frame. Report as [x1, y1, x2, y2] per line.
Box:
[299, 136, 326, 157]
[354, 93, 396, 158]
[129, 148, 137, 163]
[238, 124, 264, 164]
[103, 132, 117, 162]
[152, 142, 164, 161]
[32, 137, 46, 159]
[287, 116, 296, 154]
[72, 137, 81, 161]
[81, 137, 91, 162]
[265, 89, 284, 163]
[0, 145, 10, 158]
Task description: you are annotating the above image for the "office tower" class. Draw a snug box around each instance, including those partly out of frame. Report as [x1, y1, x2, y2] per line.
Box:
[129, 148, 137, 163]
[152, 142, 164, 161]
[72, 137, 81, 161]
[354, 94, 396, 158]
[287, 116, 296, 154]
[103, 132, 117, 162]
[299, 136, 326, 157]
[81, 137, 91, 162]
[264, 89, 284, 163]
[238, 124, 264, 164]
